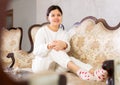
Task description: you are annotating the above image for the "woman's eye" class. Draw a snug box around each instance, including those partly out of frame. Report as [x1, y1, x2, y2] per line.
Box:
[57, 14, 61, 16]
[51, 14, 55, 17]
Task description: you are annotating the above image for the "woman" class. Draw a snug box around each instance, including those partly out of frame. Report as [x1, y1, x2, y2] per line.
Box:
[32, 5, 107, 81]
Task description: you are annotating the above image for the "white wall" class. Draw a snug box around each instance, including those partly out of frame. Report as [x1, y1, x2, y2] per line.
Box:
[9, 0, 120, 51]
[36, 0, 120, 29]
[9, 0, 37, 51]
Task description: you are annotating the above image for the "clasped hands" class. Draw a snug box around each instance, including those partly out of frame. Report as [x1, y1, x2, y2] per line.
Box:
[47, 40, 67, 51]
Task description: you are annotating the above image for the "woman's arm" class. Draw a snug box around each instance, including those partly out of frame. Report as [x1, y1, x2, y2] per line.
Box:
[61, 31, 71, 52]
[51, 31, 70, 52]
[33, 28, 50, 57]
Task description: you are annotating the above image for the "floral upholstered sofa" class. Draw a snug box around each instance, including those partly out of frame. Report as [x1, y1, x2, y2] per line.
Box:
[66, 16, 120, 85]
[0, 27, 34, 69]
[1, 16, 120, 85]
[0, 27, 23, 68]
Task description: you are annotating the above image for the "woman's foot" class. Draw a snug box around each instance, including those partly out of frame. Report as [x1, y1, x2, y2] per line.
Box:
[76, 69, 94, 80]
[94, 68, 107, 81]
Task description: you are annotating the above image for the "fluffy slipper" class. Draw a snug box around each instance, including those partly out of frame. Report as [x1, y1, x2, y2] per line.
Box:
[77, 69, 94, 80]
[94, 69, 107, 81]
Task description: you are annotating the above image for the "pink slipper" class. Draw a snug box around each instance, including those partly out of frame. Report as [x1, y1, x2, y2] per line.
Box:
[76, 69, 94, 80]
[94, 69, 107, 81]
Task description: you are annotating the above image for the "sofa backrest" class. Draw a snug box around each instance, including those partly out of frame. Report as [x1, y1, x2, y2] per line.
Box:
[28, 24, 41, 53]
[68, 16, 120, 68]
[28, 22, 49, 53]
[1, 27, 23, 51]
[0, 27, 23, 67]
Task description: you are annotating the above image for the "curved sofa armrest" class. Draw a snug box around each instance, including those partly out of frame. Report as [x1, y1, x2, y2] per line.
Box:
[6, 53, 15, 68]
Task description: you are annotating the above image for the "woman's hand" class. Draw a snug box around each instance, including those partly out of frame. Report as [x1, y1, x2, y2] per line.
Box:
[47, 40, 67, 51]
[52, 40, 67, 51]
[47, 42, 55, 49]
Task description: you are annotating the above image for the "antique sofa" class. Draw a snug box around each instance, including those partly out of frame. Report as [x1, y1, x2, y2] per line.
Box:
[1, 16, 120, 85]
[0, 27, 23, 68]
[67, 16, 120, 85]
[0, 27, 34, 69]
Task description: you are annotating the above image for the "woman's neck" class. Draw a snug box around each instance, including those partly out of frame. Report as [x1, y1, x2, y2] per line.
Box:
[48, 24, 59, 32]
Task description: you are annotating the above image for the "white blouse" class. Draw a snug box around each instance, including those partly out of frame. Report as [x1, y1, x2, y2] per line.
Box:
[33, 25, 70, 58]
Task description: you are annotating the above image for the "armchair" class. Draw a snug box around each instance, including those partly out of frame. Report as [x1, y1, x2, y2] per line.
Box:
[0, 27, 23, 69]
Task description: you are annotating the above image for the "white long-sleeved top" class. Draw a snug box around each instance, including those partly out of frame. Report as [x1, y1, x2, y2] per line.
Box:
[33, 25, 70, 58]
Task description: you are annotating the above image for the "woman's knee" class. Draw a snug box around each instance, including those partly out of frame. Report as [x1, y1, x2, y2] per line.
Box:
[50, 50, 66, 56]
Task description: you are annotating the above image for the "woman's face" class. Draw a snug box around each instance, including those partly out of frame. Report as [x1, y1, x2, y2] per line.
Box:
[47, 9, 62, 27]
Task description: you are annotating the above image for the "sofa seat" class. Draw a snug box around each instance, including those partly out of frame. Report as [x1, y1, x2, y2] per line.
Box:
[13, 50, 34, 68]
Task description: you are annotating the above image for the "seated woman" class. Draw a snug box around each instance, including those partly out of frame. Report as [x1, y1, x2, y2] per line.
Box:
[32, 5, 107, 81]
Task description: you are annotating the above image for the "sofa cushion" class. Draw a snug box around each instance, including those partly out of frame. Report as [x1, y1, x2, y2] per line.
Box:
[13, 50, 34, 68]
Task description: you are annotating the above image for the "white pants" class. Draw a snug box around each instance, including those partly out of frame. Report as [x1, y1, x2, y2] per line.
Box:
[32, 50, 92, 73]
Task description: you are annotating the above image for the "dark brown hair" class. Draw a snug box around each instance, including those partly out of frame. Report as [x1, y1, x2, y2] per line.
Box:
[46, 5, 63, 16]
[46, 5, 64, 30]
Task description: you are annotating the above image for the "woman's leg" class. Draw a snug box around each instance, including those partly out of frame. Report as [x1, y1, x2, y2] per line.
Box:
[49, 50, 94, 80]
[67, 61, 80, 73]
[49, 50, 82, 72]
[67, 61, 95, 80]
[70, 57, 93, 72]
[49, 50, 107, 81]
[69, 57, 108, 81]
[49, 50, 71, 69]
[49, 50, 92, 72]
[32, 57, 53, 73]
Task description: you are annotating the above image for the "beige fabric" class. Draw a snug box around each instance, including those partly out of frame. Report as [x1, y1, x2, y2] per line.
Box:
[68, 19, 120, 69]
[0, 28, 34, 68]
[0, 28, 21, 67]
[13, 50, 34, 68]
[66, 18, 120, 85]
[1, 28, 21, 51]
[31, 26, 40, 43]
